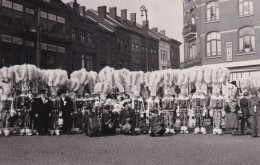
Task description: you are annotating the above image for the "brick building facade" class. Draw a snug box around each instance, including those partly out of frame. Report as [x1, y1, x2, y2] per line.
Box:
[183, 0, 260, 81]
[0, 0, 181, 73]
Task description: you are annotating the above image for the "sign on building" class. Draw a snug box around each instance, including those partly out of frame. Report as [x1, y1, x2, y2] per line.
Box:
[226, 42, 232, 62]
[1, 34, 12, 43]
[2, 0, 12, 8]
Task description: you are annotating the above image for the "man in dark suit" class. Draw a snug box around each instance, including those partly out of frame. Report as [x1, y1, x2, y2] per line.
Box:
[59, 89, 73, 134]
[119, 102, 136, 135]
[239, 92, 250, 135]
[35, 89, 51, 135]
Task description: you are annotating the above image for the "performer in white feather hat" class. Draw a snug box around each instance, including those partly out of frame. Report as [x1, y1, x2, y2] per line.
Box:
[161, 69, 177, 134]
[0, 66, 16, 136]
[209, 68, 229, 135]
[176, 70, 191, 134]
[190, 67, 208, 135]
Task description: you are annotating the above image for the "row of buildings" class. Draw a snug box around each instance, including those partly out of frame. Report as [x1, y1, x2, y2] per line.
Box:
[182, 0, 260, 82]
[0, 0, 181, 73]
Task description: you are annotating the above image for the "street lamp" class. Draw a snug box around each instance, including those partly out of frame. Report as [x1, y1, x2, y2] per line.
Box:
[140, 5, 149, 72]
[36, 8, 43, 68]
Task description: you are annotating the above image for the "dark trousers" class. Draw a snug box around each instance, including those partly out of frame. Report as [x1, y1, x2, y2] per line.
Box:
[38, 117, 49, 134]
[252, 115, 260, 136]
[240, 116, 250, 134]
[62, 116, 72, 133]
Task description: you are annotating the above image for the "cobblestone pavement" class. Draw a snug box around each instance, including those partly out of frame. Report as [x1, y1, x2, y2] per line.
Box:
[0, 131, 260, 165]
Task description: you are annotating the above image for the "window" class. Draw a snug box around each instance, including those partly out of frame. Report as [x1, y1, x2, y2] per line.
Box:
[25, 8, 34, 30]
[239, 27, 255, 53]
[72, 28, 76, 42]
[1, 7, 12, 25]
[86, 55, 93, 71]
[40, 11, 48, 30]
[13, 3, 23, 28]
[206, 32, 221, 57]
[87, 33, 93, 46]
[206, 1, 219, 22]
[81, 31, 85, 44]
[239, 0, 253, 16]
[118, 39, 123, 53]
[81, 54, 85, 68]
[1, 1, 24, 26]
[132, 43, 135, 51]
[190, 44, 197, 59]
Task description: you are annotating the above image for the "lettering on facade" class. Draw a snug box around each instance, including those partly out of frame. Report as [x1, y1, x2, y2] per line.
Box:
[40, 11, 47, 19]
[57, 46, 66, 53]
[2, 0, 12, 8]
[26, 8, 34, 15]
[0, 34, 12, 43]
[13, 3, 23, 12]
[226, 42, 232, 62]
[57, 16, 65, 24]
[41, 43, 47, 50]
[48, 44, 57, 52]
[48, 13, 56, 21]
[12, 37, 23, 45]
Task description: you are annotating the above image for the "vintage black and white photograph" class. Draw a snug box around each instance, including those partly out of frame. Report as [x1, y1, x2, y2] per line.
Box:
[0, 0, 260, 164]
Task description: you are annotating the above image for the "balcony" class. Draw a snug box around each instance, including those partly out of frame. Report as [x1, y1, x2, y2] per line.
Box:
[183, 57, 201, 68]
[182, 24, 196, 38]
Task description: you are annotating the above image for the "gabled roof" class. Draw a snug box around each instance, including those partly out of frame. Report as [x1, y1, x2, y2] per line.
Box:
[149, 30, 170, 43]
[86, 8, 159, 41]
[86, 9, 116, 33]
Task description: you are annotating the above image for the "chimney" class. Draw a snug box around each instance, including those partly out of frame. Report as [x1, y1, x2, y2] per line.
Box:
[151, 27, 158, 32]
[98, 6, 107, 18]
[73, 0, 79, 15]
[109, 7, 117, 20]
[121, 9, 127, 22]
[160, 30, 166, 36]
[80, 6, 86, 16]
[142, 20, 149, 29]
[130, 13, 136, 26]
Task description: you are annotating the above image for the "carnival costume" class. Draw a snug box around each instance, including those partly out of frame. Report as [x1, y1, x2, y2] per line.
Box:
[0, 67, 16, 136]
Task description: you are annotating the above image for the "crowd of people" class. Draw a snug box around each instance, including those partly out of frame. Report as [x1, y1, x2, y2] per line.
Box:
[0, 64, 260, 137]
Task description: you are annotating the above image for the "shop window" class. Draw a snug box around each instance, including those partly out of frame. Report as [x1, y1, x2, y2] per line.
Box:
[1, 7, 12, 25]
[239, 27, 255, 53]
[239, 0, 253, 16]
[206, 32, 221, 57]
[206, 1, 219, 22]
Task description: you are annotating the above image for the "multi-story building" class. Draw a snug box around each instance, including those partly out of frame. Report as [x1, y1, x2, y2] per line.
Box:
[183, 0, 260, 81]
[150, 28, 171, 70]
[0, 0, 69, 69]
[86, 6, 161, 72]
[170, 39, 182, 69]
[151, 28, 181, 70]
[66, 1, 97, 73]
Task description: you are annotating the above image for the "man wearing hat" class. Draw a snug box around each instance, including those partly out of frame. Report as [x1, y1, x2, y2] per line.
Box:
[59, 89, 73, 134]
[249, 91, 260, 137]
[240, 92, 251, 135]
[35, 89, 51, 135]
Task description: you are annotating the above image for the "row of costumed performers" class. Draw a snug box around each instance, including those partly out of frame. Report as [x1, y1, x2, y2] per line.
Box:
[1, 64, 260, 137]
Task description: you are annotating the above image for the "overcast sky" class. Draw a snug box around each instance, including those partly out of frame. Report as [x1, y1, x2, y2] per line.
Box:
[62, 0, 184, 62]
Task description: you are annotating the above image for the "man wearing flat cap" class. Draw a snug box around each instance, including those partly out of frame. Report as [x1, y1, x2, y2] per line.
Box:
[59, 89, 73, 134]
